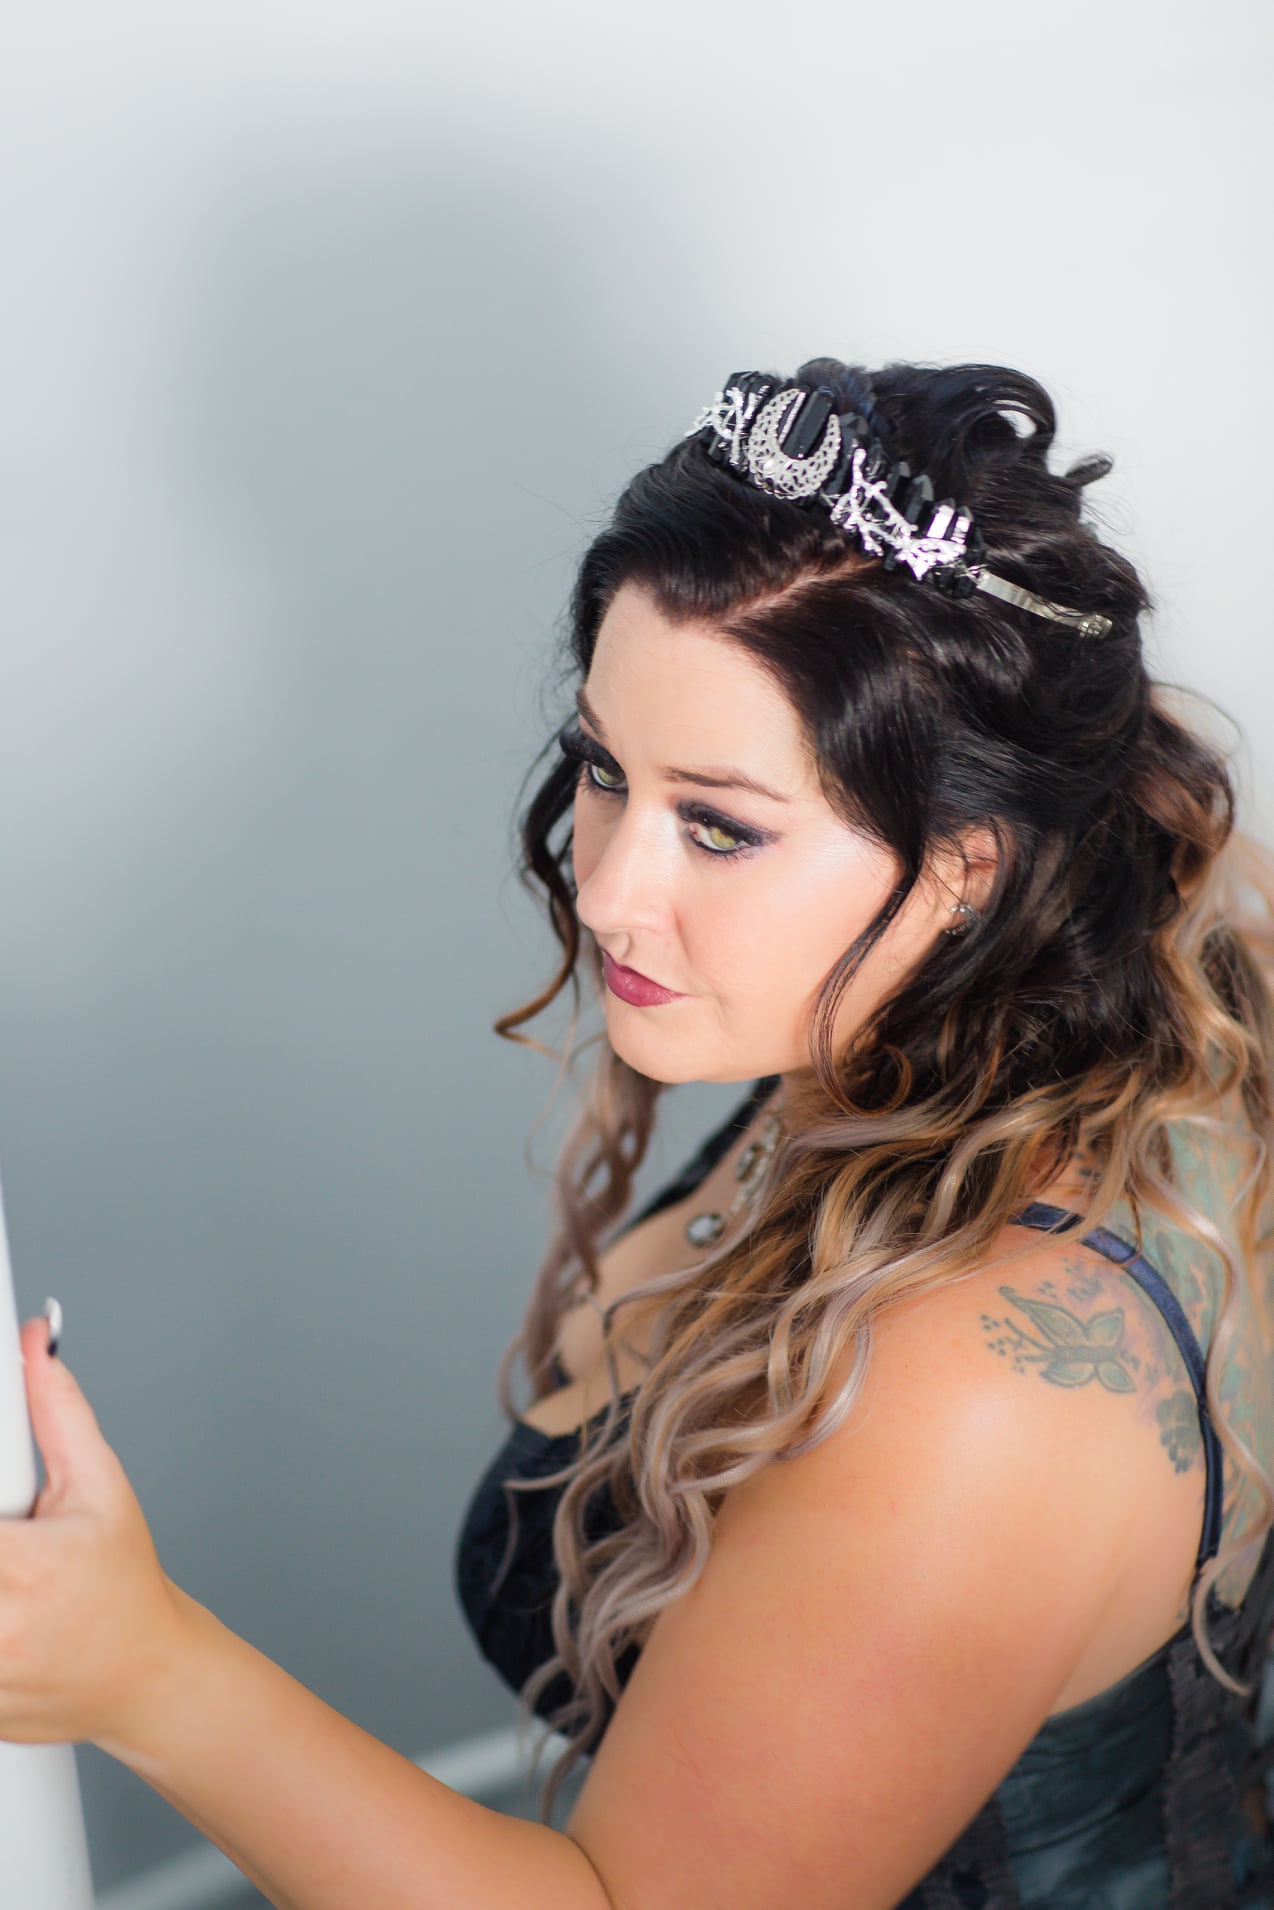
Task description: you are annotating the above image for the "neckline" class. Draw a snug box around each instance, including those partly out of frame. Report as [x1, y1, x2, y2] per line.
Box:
[513, 1079, 780, 1439]
[513, 1389, 637, 1443]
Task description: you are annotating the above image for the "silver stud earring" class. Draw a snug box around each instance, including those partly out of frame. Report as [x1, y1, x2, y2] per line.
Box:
[946, 901, 979, 935]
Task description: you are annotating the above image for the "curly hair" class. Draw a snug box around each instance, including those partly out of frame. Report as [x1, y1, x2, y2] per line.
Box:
[489, 358, 1274, 1822]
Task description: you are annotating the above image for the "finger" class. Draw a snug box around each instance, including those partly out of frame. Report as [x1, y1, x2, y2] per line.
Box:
[18, 1314, 111, 1502]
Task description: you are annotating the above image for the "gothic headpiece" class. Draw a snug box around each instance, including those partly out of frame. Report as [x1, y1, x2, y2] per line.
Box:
[686, 374, 1114, 639]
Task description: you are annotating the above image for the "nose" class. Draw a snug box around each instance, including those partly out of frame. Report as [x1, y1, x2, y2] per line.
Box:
[575, 804, 674, 942]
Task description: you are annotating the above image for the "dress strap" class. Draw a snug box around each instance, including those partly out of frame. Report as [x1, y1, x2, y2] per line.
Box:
[1013, 1201, 1224, 1580]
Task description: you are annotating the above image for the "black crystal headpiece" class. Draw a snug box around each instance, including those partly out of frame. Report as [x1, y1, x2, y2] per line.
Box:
[686, 374, 1113, 640]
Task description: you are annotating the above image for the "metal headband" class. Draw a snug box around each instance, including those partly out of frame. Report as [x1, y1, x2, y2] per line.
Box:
[686, 375, 1114, 640]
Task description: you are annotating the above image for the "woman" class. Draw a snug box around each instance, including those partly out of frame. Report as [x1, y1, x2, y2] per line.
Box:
[2, 358, 1273, 1909]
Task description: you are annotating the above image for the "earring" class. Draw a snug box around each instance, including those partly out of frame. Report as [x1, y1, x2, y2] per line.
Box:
[946, 901, 979, 935]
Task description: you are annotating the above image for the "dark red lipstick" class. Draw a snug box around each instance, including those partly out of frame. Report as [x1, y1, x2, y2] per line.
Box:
[601, 950, 685, 1007]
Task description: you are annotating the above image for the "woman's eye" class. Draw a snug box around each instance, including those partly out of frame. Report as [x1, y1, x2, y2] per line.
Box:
[557, 726, 626, 793]
[688, 818, 744, 855]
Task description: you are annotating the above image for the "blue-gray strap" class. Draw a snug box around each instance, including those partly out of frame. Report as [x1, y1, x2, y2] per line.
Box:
[1013, 1200, 1224, 1578]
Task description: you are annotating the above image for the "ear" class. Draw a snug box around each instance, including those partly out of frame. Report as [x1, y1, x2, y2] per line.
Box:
[929, 825, 1000, 918]
[955, 824, 1000, 911]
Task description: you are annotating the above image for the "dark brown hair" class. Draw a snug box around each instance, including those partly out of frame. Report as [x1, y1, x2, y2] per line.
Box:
[493, 359, 1274, 1820]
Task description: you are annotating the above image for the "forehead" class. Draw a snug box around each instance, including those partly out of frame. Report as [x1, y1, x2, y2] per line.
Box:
[586, 584, 817, 791]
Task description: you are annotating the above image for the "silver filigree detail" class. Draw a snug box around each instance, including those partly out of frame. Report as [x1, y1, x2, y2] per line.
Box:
[688, 383, 765, 472]
[744, 389, 842, 500]
[828, 450, 974, 581]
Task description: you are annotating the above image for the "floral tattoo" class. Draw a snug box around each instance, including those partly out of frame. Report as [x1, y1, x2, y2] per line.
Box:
[982, 1287, 1137, 1393]
[982, 1287, 1204, 1477]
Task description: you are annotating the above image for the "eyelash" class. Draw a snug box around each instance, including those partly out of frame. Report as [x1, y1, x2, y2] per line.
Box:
[556, 727, 767, 861]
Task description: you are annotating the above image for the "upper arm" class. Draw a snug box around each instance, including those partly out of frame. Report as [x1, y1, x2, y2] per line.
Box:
[565, 1237, 1204, 1910]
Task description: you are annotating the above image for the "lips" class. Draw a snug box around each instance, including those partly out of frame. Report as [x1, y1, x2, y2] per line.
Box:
[601, 950, 685, 1007]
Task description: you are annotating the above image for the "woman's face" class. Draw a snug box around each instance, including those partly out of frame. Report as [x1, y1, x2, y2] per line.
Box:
[569, 582, 977, 1087]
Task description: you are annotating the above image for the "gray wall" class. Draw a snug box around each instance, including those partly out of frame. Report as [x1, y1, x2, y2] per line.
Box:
[0, 0, 1270, 1894]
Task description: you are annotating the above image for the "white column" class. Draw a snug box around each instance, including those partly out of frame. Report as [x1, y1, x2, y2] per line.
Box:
[0, 1176, 95, 1906]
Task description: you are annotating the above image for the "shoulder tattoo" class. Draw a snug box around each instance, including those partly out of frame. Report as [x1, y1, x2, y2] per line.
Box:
[982, 1287, 1137, 1393]
[980, 1267, 1203, 1479]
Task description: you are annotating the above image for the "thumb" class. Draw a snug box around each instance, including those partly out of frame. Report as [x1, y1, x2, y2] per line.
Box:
[19, 1312, 112, 1505]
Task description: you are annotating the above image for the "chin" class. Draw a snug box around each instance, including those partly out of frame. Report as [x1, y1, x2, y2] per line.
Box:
[610, 1044, 697, 1087]
[604, 1016, 768, 1088]
[601, 1013, 697, 1085]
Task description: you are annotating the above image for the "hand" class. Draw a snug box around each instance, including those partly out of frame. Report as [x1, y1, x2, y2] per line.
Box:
[0, 1316, 189, 1749]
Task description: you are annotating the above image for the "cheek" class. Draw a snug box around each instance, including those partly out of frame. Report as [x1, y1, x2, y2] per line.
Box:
[693, 837, 896, 980]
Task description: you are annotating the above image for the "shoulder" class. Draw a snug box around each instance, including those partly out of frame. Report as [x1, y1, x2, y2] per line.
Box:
[792, 1220, 1208, 1639]
[564, 1224, 1206, 1908]
[858, 1220, 1206, 1500]
[817, 1225, 1205, 1606]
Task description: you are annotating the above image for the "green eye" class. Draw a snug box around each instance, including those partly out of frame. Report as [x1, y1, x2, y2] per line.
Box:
[693, 820, 743, 855]
[555, 727, 626, 793]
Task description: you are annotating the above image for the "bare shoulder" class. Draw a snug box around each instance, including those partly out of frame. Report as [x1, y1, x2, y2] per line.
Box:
[785, 1219, 1212, 1685]
[971, 1225, 1208, 1484]
[964, 1201, 1274, 1608]
[865, 1222, 1209, 1546]
[858, 1221, 1199, 1438]
[564, 1226, 1206, 1909]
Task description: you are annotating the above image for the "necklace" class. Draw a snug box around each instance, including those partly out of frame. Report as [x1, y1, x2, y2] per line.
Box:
[685, 1107, 784, 1248]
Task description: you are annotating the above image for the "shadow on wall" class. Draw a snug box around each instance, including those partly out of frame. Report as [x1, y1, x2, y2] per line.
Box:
[38, 146, 672, 1893]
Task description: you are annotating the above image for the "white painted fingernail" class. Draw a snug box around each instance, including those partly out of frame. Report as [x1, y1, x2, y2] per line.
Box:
[42, 1297, 63, 1358]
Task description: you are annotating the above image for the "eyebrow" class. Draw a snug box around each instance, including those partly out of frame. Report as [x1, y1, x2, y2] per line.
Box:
[574, 688, 793, 805]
